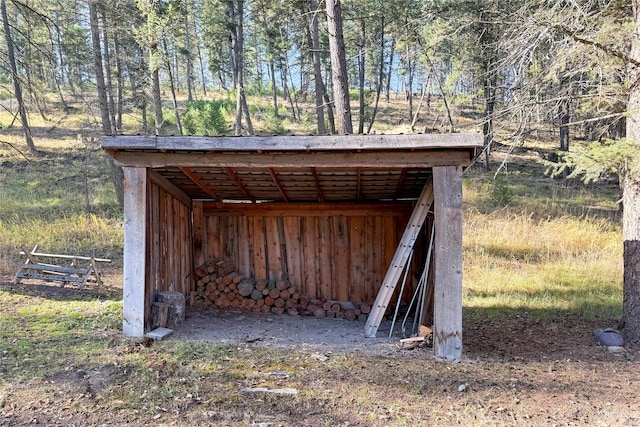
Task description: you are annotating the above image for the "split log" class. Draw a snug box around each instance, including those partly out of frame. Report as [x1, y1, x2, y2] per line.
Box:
[285, 298, 297, 310]
[299, 295, 310, 307]
[276, 280, 289, 290]
[152, 302, 170, 329]
[237, 278, 256, 297]
[157, 291, 186, 328]
[344, 310, 357, 321]
[216, 259, 235, 276]
[269, 288, 280, 299]
[250, 289, 263, 301]
[339, 301, 356, 311]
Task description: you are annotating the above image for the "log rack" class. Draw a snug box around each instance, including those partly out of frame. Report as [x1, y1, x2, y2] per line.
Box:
[13, 245, 111, 289]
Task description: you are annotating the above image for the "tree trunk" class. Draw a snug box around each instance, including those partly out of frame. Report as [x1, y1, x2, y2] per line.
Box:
[113, 32, 124, 132]
[367, 16, 385, 134]
[89, 0, 112, 135]
[185, 15, 194, 102]
[196, 34, 208, 97]
[482, 60, 496, 171]
[151, 61, 163, 135]
[234, 0, 253, 135]
[163, 42, 183, 135]
[308, 0, 326, 134]
[100, 13, 117, 133]
[386, 38, 395, 103]
[89, 0, 124, 207]
[326, 0, 352, 134]
[283, 55, 300, 122]
[559, 98, 570, 151]
[1, 0, 36, 153]
[358, 20, 365, 134]
[323, 91, 336, 134]
[621, 0, 640, 346]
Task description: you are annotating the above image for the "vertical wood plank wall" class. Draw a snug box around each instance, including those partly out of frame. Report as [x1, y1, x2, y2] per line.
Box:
[193, 202, 426, 303]
[145, 177, 193, 329]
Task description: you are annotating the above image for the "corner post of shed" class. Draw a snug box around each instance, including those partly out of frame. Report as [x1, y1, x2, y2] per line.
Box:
[123, 167, 148, 337]
[433, 165, 463, 360]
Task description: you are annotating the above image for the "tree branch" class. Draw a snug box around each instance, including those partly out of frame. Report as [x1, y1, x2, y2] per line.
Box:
[0, 139, 30, 161]
[559, 25, 640, 67]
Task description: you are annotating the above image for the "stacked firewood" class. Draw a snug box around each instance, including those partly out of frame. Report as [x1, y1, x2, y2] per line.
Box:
[194, 259, 371, 321]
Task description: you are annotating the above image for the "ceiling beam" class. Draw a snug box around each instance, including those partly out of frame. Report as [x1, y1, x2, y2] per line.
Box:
[268, 167, 290, 202]
[179, 167, 221, 201]
[224, 167, 256, 203]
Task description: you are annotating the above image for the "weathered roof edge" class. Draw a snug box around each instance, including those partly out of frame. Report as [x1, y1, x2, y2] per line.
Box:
[101, 133, 483, 152]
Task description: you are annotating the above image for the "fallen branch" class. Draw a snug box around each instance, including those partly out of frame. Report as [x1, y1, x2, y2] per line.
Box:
[0, 139, 29, 161]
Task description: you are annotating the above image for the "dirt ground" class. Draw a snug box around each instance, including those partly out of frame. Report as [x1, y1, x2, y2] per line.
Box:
[3, 276, 634, 362]
[3, 278, 640, 426]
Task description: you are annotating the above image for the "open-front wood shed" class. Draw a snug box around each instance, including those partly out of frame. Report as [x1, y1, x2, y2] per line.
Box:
[102, 133, 482, 360]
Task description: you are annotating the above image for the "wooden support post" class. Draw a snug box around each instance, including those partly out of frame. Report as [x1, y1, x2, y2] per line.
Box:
[123, 167, 148, 337]
[433, 166, 463, 360]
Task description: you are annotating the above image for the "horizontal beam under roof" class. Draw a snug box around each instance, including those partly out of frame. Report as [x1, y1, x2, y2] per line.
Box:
[106, 149, 477, 169]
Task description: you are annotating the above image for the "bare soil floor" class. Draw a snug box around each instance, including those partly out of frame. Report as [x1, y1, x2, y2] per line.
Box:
[2, 279, 640, 426]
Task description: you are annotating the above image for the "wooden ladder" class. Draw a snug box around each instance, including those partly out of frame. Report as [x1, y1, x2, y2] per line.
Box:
[364, 181, 434, 337]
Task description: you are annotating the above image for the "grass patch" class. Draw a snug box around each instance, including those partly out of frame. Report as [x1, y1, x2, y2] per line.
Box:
[463, 178, 622, 319]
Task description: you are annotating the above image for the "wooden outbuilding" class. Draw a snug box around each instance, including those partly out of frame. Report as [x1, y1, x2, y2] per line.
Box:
[101, 133, 482, 360]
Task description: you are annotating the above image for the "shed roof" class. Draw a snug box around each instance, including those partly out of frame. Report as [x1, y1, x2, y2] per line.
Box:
[102, 133, 482, 204]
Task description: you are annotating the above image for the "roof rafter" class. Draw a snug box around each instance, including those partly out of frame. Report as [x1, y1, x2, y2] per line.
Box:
[356, 167, 361, 202]
[394, 169, 409, 200]
[268, 168, 290, 203]
[179, 167, 221, 201]
[224, 167, 256, 203]
[311, 167, 325, 203]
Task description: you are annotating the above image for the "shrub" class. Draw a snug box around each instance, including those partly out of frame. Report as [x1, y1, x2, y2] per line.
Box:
[182, 100, 231, 135]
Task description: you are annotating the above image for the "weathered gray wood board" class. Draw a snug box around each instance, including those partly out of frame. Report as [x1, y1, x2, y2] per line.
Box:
[433, 166, 463, 360]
